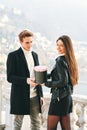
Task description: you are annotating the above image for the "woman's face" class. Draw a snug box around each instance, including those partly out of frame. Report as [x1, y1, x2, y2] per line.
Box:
[57, 39, 66, 54]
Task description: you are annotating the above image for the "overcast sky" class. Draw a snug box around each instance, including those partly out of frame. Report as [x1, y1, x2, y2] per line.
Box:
[1, 0, 87, 16]
[0, 0, 87, 41]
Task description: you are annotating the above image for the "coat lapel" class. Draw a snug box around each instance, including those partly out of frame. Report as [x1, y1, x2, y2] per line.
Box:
[18, 48, 29, 71]
[32, 51, 39, 66]
[18, 48, 39, 72]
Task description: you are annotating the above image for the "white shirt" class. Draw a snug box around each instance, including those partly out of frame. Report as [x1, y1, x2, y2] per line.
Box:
[21, 47, 37, 98]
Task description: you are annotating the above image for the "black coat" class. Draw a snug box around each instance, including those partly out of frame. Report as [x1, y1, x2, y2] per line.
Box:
[6, 47, 43, 115]
[45, 56, 73, 101]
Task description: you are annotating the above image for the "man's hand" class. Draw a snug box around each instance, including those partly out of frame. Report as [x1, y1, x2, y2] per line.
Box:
[27, 78, 38, 87]
[41, 97, 45, 106]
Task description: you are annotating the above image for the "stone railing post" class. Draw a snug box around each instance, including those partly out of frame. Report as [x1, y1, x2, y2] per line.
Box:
[5, 97, 14, 130]
[0, 79, 3, 123]
[0, 76, 6, 130]
[77, 104, 87, 130]
[3, 81, 14, 130]
[71, 101, 79, 130]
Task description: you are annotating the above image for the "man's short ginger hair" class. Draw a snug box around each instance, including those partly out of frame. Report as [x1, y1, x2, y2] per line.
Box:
[18, 30, 33, 42]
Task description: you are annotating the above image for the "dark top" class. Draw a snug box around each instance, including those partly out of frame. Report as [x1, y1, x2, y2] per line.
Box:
[45, 55, 73, 101]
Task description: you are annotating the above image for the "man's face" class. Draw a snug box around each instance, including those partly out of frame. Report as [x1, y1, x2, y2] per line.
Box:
[20, 36, 33, 51]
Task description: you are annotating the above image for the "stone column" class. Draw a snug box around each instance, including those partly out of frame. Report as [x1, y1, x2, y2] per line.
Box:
[71, 101, 79, 130]
[78, 104, 87, 130]
[0, 79, 2, 123]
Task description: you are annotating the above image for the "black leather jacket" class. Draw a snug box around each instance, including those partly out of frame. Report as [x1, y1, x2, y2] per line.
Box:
[45, 56, 73, 101]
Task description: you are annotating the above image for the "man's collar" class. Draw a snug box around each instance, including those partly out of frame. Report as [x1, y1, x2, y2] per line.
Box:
[21, 46, 32, 54]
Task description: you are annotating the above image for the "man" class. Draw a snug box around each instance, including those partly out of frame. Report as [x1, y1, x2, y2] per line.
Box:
[6, 30, 44, 130]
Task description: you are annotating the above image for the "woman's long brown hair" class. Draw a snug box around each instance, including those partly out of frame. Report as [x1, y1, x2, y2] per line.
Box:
[56, 35, 78, 86]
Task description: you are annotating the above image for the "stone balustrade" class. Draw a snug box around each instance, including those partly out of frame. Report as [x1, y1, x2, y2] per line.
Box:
[0, 77, 87, 130]
[71, 94, 87, 130]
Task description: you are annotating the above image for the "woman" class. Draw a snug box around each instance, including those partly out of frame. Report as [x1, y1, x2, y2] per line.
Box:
[43, 35, 78, 130]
